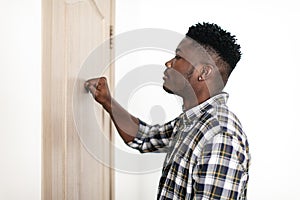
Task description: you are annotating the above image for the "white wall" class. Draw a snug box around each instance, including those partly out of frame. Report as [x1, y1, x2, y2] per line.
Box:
[115, 0, 300, 199]
[0, 1, 41, 199]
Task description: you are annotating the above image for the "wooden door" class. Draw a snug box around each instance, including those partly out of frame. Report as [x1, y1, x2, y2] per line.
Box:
[42, 0, 115, 199]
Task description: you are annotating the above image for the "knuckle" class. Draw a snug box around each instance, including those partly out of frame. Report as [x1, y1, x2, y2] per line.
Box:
[99, 77, 107, 83]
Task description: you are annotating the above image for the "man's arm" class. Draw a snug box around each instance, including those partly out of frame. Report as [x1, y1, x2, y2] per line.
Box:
[85, 77, 138, 143]
[85, 77, 176, 152]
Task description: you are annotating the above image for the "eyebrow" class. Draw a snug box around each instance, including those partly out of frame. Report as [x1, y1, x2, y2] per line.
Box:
[175, 48, 182, 53]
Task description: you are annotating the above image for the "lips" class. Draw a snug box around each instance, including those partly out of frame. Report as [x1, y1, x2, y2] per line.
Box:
[163, 70, 169, 80]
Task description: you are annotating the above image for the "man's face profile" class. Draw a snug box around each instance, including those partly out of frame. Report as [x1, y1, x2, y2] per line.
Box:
[162, 38, 213, 96]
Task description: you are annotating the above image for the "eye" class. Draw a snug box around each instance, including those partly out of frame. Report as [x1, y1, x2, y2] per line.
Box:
[174, 55, 182, 60]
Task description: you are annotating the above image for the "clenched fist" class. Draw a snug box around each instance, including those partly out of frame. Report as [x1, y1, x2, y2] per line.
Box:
[84, 77, 112, 110]
[84, 77, 139, 142]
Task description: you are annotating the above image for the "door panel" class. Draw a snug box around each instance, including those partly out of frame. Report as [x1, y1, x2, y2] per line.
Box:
[42, 0, 114, 199]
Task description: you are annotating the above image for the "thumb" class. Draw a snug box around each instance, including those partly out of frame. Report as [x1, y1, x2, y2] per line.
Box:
[84, 81, 97, 97]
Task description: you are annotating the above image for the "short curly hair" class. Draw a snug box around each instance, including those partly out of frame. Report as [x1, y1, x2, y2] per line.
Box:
[186, 22, 242, 72]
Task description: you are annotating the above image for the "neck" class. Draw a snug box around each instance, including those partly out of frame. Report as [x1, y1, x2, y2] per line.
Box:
[181, 90, 210, 111]
[181, 86, 222, 111]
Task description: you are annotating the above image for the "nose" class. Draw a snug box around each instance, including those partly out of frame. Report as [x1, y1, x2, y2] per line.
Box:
[165, 58, 173, 68]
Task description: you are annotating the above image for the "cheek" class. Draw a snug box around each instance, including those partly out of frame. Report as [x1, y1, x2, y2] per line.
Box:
[170, 69, 183, 80]
[169, 69, 190, 88]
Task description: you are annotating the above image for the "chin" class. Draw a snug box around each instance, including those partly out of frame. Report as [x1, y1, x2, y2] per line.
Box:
[163, 85, 175, 94]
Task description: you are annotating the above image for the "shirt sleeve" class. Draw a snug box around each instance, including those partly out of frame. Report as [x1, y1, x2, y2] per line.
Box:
[126, 118, 177, 153]
[192, 132, 249, 199]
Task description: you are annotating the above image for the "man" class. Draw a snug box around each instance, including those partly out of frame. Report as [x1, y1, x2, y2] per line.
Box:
[85, 22, 250, 199]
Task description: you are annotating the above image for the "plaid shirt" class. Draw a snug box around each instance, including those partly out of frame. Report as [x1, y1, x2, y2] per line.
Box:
[127, 93, 250, 200]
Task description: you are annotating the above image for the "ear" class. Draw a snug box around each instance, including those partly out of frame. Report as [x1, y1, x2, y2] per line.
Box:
[198, 65, 213, 81]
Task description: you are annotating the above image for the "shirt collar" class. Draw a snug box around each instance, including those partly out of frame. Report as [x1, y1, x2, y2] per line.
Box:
[182, 92, 229, 124]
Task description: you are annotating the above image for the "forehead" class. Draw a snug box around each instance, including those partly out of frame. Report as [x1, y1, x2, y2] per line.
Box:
[177, 38, 196, 50]
[176, 37, 215, 67]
